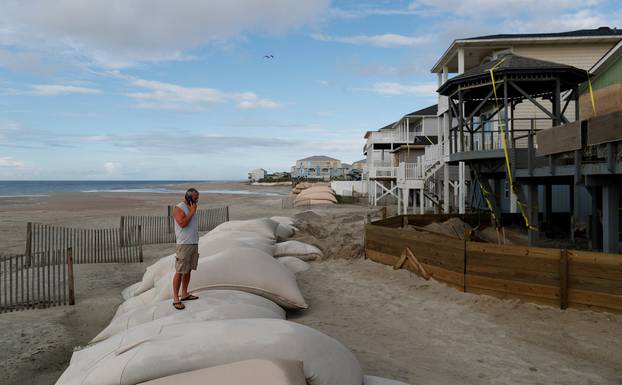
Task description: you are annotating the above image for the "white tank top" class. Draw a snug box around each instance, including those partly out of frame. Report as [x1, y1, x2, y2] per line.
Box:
[174, 202, 199, 244]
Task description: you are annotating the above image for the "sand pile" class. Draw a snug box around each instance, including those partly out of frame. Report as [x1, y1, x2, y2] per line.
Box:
[292, 211, 366, 260]
[420, 217, 472, 239]
[476, 225, 528, 245]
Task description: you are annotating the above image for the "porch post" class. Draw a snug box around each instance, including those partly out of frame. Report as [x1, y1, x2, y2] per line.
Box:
[420, 188, 425, 214]
[527, 183, 539, 246]
[603, 184, 620, 253]
[403, 188, 409, 215]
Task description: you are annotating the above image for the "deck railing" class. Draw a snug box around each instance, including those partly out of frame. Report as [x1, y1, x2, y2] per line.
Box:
[448, 117, 549, 154]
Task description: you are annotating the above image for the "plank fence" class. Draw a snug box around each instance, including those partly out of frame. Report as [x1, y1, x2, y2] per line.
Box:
[365, 214, 622, 313]
[121, 206, 229, 245]
[26, 223, 143, 265]
[0, 248, 75, 313]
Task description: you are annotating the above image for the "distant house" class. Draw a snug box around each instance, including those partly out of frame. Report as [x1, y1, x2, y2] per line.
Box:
[248, 168, 267, 182]
[292, 155, 342, 180]
[352, 159, 367, 171]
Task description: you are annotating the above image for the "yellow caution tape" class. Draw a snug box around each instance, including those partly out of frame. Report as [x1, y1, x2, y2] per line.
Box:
[489, 58, 538, 231]
[586, 71, 596, 114]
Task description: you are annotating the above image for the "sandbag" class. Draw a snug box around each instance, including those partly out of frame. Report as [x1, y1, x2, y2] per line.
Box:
[93, 290, 285, 343]
[274, 240, 322, 260]
[294, 199, 336, 207]
[198, 231, 275, 256]
[364, 375, 410, 385]
[210, 218, 279, 239]
[140, 247, 307, 310]
[270, 216, 297, 228]
[276, 224, 295, 241]
[297, 187, 334, 197]
[123, 231, 276, 299]
[57, 319, 363, 385]
[277, 256, 310, 274]
[296, 191, 337, 202]
[139, 359, 307, 385]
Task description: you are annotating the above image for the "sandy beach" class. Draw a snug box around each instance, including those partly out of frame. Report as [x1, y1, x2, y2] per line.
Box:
[1, 182, 621, 385]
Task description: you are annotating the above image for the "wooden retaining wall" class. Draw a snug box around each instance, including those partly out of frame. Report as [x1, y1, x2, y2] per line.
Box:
[365, 217, 622, 312]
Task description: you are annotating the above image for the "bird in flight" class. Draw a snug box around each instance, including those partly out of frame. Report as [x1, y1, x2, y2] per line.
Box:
[264, 55, 274, 59]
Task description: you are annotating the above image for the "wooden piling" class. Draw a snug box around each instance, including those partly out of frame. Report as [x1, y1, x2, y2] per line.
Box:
[559, 249, 569, 310]
[25, 222, 32, 267]
[67, 247, 75, 306]
[138, 225, 143, 263]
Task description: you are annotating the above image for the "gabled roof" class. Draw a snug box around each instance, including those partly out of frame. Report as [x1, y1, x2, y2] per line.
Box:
[432, 27, 622, 73]
[437, 54, 587, 96]
[465, 27, 622, 41]
[298, 155, 340, 162]
[353, 158, 367, 164]
[378, 122, 396, 131]
[407, 104, 438, 117]
[341, 163, 352, 168]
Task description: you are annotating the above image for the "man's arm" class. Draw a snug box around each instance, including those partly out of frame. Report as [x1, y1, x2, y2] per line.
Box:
[173, 204, 197, 228]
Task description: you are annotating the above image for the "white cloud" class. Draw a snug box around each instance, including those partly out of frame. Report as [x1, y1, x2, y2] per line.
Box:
[80, 135, 113, 142]
[0, 0, 330, 68]
[0, 156, 27, 169]
[408, 0, 616, 37]
[357, 82, 438, 96]
[328, 7, 419, 19]
[30, 84, 102, 96]
[103, 161, 121, 176]
[237, 99, 281, 109]
[311, 33, 431, 47]
[126, 78, 280, 111]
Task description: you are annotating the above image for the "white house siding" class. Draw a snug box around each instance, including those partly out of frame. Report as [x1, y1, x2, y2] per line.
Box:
[512, 43, 615, 71]
[331, 181, 368, 196]
[421, 117, 439, 136]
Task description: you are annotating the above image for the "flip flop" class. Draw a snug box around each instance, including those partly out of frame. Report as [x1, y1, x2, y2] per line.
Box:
[181, 294, 199, 301]
[172, 301, 185, 310]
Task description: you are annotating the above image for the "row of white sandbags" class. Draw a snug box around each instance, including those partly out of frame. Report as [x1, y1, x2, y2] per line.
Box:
[121, 217, 313, 300]
[294, 185, 337, 207]
[57, 217, 407, 385]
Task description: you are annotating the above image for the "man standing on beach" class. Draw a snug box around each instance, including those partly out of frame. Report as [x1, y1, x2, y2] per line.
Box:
[172, 188, 200, 310]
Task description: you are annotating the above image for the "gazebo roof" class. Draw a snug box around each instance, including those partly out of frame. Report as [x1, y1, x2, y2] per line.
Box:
[437, 54, 588, 98]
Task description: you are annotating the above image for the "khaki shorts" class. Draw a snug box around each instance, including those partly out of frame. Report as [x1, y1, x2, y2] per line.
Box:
[175, 244, 199, 274]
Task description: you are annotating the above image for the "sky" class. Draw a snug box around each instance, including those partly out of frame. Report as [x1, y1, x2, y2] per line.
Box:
[0, 0, 620, 180]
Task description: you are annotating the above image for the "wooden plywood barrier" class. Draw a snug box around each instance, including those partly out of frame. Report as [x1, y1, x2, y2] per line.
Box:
[536, 121, 582, 157]
[586, 109, 622, 146]
[365, 224, 466, 291]
[365, 221, 622, 313]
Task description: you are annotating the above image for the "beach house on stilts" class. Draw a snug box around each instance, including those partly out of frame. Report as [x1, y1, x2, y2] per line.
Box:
[364, 106, 439, 209]
[430, 27, 622, 216]
[425, 27, 622, 250]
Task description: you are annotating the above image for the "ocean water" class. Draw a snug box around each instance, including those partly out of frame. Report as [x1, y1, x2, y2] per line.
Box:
[0, 180, 284, 197]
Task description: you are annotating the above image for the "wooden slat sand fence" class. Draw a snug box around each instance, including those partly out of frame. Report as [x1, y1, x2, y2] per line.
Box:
[26, 222, 143, 265]
[365, 215, 622, 313]
[0, 249, 75, 313]
[166, 205, 229, 232]
[122, 205, 229, 246]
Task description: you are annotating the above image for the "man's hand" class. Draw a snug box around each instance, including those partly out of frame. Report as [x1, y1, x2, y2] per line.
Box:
[189, 201, 198, 214]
